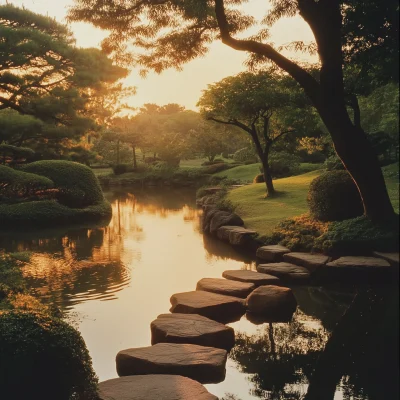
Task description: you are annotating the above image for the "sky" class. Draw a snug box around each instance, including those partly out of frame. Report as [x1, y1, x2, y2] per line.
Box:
[9, 0, 316, 111]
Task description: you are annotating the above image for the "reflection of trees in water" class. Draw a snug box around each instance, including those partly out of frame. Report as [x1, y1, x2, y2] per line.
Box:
[231, 310, 328, 399]
[230, 286, 399, 400]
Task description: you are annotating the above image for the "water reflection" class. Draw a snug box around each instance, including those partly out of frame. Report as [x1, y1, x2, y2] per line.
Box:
[0, 188, 397, 399]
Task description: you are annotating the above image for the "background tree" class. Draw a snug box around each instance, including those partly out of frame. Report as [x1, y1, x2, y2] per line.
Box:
[0, 4, 128, 161]
[69, 0, 399, 222]
[198, 70, 316, 196]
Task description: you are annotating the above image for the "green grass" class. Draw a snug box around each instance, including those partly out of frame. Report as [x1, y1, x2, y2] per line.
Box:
[227, 170, 322, 236]
[214, 162, 323, 183]
[227, 164, 399, 237]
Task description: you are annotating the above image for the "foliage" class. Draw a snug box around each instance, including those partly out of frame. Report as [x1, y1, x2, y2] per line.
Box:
[0, 144, 35, 164]
[0, 5, 128, 160]
[0, 253, 26, 301]
[324, 154, 345, 171]
[0, 200, 111, 228]
[200, 163, 232, 175]
[0, 310, 98, 400]
[22, 161, 104, 208]
[308, 171, 364, 221]
[233, 148, 258, 164]
[112, 164, 130, 175]
[315, 216, 399, 254]
[0, 165, 54, 203]
[268, 152, 302, 178]
[253, 174, 265, 184]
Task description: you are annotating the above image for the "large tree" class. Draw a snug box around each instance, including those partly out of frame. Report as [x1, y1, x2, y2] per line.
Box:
[69, 0, 399, 222]
[198, 69, 315, 195]
[0, 4, 128, 159]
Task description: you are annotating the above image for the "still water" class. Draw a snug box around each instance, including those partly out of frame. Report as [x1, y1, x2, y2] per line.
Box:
[0, 189, 398, 400]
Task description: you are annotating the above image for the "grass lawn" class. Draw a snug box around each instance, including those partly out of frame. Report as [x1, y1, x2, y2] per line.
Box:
[214, 162, 323, 183]
[227, 164, 399, 236]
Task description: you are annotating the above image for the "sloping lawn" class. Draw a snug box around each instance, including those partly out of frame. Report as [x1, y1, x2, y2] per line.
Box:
[227, 165, 399, 236]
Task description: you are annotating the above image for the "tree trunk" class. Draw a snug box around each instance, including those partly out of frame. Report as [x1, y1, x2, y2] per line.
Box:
[319, 103, 395, 222]
[132, 145, 137, 169]
[261, 146, 275, 197]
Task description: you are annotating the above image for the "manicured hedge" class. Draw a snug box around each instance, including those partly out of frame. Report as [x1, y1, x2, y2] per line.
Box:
[0, 311, 98, 400]
[22, 160, 104, 207]
[308, 170, 363, 221]
[0, 200, 112, 228]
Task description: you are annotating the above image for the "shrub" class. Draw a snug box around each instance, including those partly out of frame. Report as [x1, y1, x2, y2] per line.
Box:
[324, 154, 345, 171]
[201, 159, 225, 166]
[316, 216, 399, 254]
[268, 152, 301, 178]
[112, 163, 129, 175]
[0, 165, 54, 203]
[201, 163, 231, 174]
[253, 173, 265, 183]
[0, 311, 98, 400]
[22, 160, 104, 208]
[308, 170, 363, 221]
[233, 147, 258, 163]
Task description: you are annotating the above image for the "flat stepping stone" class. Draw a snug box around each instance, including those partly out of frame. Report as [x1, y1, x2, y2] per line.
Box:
[222, 269, 280, 286]
[256, 245, 291, 262]
[228, 228, 257, 246]
[151, 314, 235, 350]
[246, 285, 297, 320]
[116, 343, 227, 383]
[217, 226, 246, 241]
[196, 278, 255, 298]
[321, 256, 392, 282]
[283, 252, 330, 271]
[170, 291, 245, 323]
[257, 262, 310, 283]
[373, 251, 399, 267]
[98, 375, 218, 400]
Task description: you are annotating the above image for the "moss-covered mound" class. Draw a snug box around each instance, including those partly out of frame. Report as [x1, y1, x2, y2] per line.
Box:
[22, 160, 104, 207]
[0, 161, 111, 227]
[0, 311, 98, 400]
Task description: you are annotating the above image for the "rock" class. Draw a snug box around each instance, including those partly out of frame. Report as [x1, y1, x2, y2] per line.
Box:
[217, 226, 244, 241]
[257, 262, 310, 283]
[321, 256, 392, 282]
[170, 291, 245, 323]
[202, 206, 219, 233]
[98, 375, 218, 400]
[373, 252, 400, 267]
[256, 245, 291, 262]
[203, 187, 223, 195]
[222, 269, 280, 286]
[116, 343, 227, 384]
[209, 211, 244, 235]
[229, 228, 257, 246]
[283, 252, 330, 272]
[151, 314, 235, 350]
[246, 285, 297, 319]
[196, 278, 255, 298]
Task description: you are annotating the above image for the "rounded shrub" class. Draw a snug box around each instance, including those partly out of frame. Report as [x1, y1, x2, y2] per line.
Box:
[0, 311, 98, 400]
[253, 173, 265, 183]
[22, 160, 104, 207]
[112, 163, 129, 175]
[308, 170, 363, 221]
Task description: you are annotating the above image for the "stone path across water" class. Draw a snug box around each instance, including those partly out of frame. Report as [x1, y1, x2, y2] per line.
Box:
[257, 262, 310, 283]
[151, 313, 235, 350]
[116, 343, 227, 384]
[98, 375, 218, 400]
[196, 277, 255, 298]
[222, 269, 280, 286]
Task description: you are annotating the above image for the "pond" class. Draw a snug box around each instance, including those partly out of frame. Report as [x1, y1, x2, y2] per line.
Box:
[0, 188, 398, 400]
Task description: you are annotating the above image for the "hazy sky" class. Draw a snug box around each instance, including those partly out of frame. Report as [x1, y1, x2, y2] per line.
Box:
[10, 0, 316, 111]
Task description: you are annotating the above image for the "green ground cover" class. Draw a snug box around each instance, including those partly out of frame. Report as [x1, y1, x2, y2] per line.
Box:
[227, 164, 399, 237]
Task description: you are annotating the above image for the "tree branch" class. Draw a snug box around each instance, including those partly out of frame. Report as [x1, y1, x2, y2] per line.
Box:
[272, 129, 296, 142]
[214, 0, 321, 105]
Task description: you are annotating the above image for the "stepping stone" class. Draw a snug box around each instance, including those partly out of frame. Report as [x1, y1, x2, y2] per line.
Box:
[257, 262, 310, 283]
[222, 270, 280, 286]
[170, 291, 245, 323]
[217, 226, 246, 241]
[116, 343, 227, 384]
[229, 228, 257, 246]
[283, 252, 330, 272]
[256, 245, 291, 262]
[246, 285, 297, 319]
[98, 375, 218, 400]
[151, 314, 235, 350]
[321, 256, 392, 282]
[373, 251, 399, 267]
[196, 278, 255, 298]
